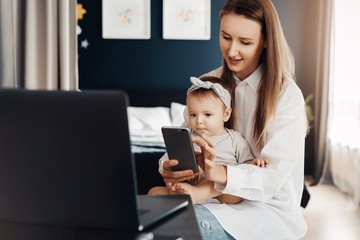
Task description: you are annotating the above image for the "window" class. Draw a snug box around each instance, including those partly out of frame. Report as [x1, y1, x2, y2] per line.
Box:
[329, 0, 360, 148]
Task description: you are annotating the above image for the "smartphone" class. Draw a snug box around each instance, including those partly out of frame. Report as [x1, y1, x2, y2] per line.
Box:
[161, 126, 198, 173]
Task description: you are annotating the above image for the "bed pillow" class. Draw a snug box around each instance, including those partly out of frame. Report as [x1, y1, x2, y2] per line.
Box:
[170, 102, 186, 126]
[127, 106, 171, 136]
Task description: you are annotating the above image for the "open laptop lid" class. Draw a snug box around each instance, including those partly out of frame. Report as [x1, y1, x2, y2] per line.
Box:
[0, 89, 143, 230]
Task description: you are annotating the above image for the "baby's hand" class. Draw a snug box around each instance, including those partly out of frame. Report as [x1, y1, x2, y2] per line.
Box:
[251, 158, 269, 167]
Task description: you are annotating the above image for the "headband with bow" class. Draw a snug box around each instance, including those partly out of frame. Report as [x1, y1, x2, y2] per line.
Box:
[187, 77, 231, 108]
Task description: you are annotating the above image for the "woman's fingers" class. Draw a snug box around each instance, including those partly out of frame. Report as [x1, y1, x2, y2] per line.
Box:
[204, 159, 227, 184]
[194, 151, 205, 170]
[192, 134, 216, 160]
[162, 133, 218, 186]
[161, 159, 195, 184]
[204, 158, 215, 168]
[162, 159, 179, 171]
[192, 134, 215, 148]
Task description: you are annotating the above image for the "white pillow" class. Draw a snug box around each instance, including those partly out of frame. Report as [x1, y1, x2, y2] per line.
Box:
[170, 102, 186, 126]
[127, 106, 171, 136]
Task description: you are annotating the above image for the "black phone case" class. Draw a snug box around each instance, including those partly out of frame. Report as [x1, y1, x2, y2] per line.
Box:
[161, 126, 199, 172]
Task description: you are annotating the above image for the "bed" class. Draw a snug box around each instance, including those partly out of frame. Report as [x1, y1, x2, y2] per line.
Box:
[126, 89, 187, 194]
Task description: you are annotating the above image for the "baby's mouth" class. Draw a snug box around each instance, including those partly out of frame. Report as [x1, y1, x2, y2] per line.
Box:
[196, 128, 207, 134]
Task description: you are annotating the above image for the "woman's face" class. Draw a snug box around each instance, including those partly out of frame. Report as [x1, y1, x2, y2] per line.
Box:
[220, 13, 265, 80]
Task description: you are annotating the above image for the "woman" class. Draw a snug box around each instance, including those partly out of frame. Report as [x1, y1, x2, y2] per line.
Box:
[160, 0, 308, 239]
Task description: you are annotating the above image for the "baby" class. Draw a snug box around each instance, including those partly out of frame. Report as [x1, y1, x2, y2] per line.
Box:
[148, 76, 268, 204]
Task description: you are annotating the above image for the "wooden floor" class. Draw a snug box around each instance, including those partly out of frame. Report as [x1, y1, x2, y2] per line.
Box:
[301, 178, 360, 239]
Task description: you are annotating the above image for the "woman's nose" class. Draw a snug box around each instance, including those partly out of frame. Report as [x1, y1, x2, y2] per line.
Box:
[228, 42, 239, 57]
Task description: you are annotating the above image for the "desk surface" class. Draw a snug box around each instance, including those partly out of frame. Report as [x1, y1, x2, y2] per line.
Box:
[0, 195, 202, 240]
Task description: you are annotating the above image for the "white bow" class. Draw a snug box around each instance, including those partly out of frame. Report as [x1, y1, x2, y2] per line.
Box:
[187, 77, 231, 108]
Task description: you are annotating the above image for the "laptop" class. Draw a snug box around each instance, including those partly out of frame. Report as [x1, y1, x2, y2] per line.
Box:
[0, 89, 188, 231]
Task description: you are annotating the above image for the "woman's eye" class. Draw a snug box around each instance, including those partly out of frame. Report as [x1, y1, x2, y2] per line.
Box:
[242, 41, 252, 45]
[222, 35, 231, 40]
[190, 114, 196, 117]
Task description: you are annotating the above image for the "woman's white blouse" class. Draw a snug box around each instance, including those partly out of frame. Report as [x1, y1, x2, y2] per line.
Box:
[201, 65, 308, 239]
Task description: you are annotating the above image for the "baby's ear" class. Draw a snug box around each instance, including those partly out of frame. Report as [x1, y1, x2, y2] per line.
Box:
[223, 107, 232, 122]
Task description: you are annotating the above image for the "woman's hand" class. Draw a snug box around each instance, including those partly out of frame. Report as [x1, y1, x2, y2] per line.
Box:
[192, 134, 227, 184]
[161, 159, 196, 185]
[204, 159, 227, 184]
[192, 134, 216, 161]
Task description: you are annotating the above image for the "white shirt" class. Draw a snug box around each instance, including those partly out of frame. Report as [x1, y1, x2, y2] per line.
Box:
[201, 65, 308, 239]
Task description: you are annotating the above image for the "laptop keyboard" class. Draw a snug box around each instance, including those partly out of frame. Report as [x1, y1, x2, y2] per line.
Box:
[138, 208, 150, 216]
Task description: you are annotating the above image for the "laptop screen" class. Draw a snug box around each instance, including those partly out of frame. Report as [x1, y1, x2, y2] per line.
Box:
[0, 89, 141, 229]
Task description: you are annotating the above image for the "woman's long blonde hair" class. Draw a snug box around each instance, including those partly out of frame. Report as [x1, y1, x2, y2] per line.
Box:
[220, 0, 295, 150]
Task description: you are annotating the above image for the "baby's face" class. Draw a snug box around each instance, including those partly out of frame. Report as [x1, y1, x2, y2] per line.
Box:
[187, 94, 229, 136]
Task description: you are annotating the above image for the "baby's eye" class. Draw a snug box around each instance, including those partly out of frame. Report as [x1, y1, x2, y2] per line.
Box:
[205, 113, 212, 117]
[190, 114, 196, 117]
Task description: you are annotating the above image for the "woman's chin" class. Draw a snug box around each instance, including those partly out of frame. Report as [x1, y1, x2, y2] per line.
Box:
[226, 62, 244, 74]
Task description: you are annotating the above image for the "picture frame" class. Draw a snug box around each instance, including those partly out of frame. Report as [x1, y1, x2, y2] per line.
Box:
[162, 0, 211, 40]
[102, 0, 150, 39]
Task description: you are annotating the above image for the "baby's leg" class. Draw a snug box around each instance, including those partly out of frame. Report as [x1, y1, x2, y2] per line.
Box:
[171, 182, 195, 195]
[171, 180, 219, 204]
[147, 186, 170, 196]
[171, 182, 203, 204]
[216, 194, 243, 204]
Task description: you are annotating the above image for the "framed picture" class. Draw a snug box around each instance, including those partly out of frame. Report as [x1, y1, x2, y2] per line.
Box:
[162, 0, 211, 40]
[102, 0, 150, 39]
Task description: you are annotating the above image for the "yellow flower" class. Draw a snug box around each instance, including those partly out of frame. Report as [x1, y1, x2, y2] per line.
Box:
[77, 4, 87, 21]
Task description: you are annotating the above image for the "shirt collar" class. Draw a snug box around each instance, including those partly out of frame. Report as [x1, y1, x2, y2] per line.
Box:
[233, 64, 263, 92]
